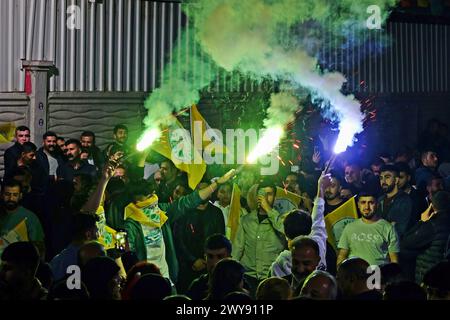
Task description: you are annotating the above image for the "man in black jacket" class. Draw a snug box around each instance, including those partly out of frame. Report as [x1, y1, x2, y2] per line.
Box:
[80, 131, 104, 171]
[36, 131, 64, 183]
[4, 126, 31, 177]
[377, 164, 412, 238]
[401, 191, 450, 284]
[174, 182, 225, 293]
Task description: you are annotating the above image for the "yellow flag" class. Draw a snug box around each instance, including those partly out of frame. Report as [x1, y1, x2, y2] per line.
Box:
[273, 187, 302, 215]
[0, 122, 16, 144]
[190, 104, 228, 155]
[324, 196, 359, 251]
[152, 116, 206, 190]
[228, 183, 242, 242]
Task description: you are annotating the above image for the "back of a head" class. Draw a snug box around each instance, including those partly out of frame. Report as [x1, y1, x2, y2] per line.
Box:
[256, 277, 292, 300]
[300, 270, 338, 300]
[129, 179, 156, 200]
[1, 242, 40, 275]
[283, 210, 312, 240]
[77, 241, 106, 268]
[130, 273, 172, 300]
[72, 213, 99, 240]
[81, 256, 120, 299]
[291, 236, 319, 255]
[380, 263, 403, 288]
[21, 142, 37, 153]
[431, 191, 450, 213]
[47, 279, 90, 300]
[163, 294, 192, 301]
[205, 233, 232, 255]
[383, 281, 426, 300]
[223, 291, 253, 301]
[209, 259, 245, 300]
[337, 257, 370, 297]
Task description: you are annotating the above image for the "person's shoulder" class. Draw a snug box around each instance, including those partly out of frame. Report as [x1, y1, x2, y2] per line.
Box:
[376, 218, 396, 229]
[17, 206, 39, 218]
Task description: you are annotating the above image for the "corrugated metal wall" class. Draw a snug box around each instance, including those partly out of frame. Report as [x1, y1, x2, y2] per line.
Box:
[1, 0, 449, 94]
[0, 0, 186, 92]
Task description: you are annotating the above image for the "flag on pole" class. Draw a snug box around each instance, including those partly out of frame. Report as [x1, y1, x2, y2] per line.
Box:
[0, 218, 29, 255]
[190, 104, 228, 155]
[324, 196, 359, 251]
[273, 187, 302, 215]
[228, 183, 242, 242]
[151, 116, 206, 190]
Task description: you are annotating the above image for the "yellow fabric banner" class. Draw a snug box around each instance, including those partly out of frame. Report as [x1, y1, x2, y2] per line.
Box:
[0, 122, 16, 144]
[151, 116, 206, 190]
[324, 196, 359, 251]
[228, 183, 242, 242]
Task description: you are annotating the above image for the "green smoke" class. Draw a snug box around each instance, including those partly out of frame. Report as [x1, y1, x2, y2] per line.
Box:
[143, 30, 219, 128]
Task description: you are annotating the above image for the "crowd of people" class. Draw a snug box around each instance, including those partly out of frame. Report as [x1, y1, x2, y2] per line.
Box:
[1, 118, 450, 301]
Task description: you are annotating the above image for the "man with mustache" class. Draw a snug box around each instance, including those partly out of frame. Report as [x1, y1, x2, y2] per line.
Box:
[36, 131, 64, 183]
[377, 164, 413, 238]
[337, 191, 399, 267]
[56, 139, 97, 182]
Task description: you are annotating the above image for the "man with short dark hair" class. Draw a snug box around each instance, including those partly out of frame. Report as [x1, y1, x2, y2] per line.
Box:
[0, 180, 45, 257]
[157, 160, 184, 203]
[80, 131, 104, 170]
[377, 164, 413, 238]
[0, 241, 46, 300]
[416, 149, 440, 192]
[4, 126, 31, 175]
[36, 131, 64, 183]
[174, 182, 226, 292]
[337, 191, 400, 266]
[187, 234, 232, 300]
[337, 257, 382, 300]
[324, 172, 345, 216]
[396, 161, 423, 225]
[49, 213, 100, 281]
[103, 124, 130, 158]
[56, 139, 97, 182]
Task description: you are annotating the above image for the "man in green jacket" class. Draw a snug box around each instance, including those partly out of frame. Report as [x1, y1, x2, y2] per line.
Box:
[233, 180, 285, 297]
[124, 169, 236, 285]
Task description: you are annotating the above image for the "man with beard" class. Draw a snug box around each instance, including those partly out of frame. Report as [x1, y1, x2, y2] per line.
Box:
[36, 131, 64, 183]
[377, 164, 413, 238]
[80, 131, 104, 171]
[103, 124, 131, 158]
[0, 181, 45, 256]
[56, 139, 97, 182]
[396, 161, 425, 226]
[0, 242, 47, 300]
[415, 149, 440, 193]
[337, 191, 400, 267]
[4, 126, 31, 176]
[283, 173, 312, 212]
[324, 172, 345, 216]
[157, 160, 185, 203]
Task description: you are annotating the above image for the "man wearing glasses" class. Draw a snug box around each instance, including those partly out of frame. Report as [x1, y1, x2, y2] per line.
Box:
[4, 126, 31, 175]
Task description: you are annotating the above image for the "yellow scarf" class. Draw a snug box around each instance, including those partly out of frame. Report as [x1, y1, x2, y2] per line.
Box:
[124, 194, 168, 228]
